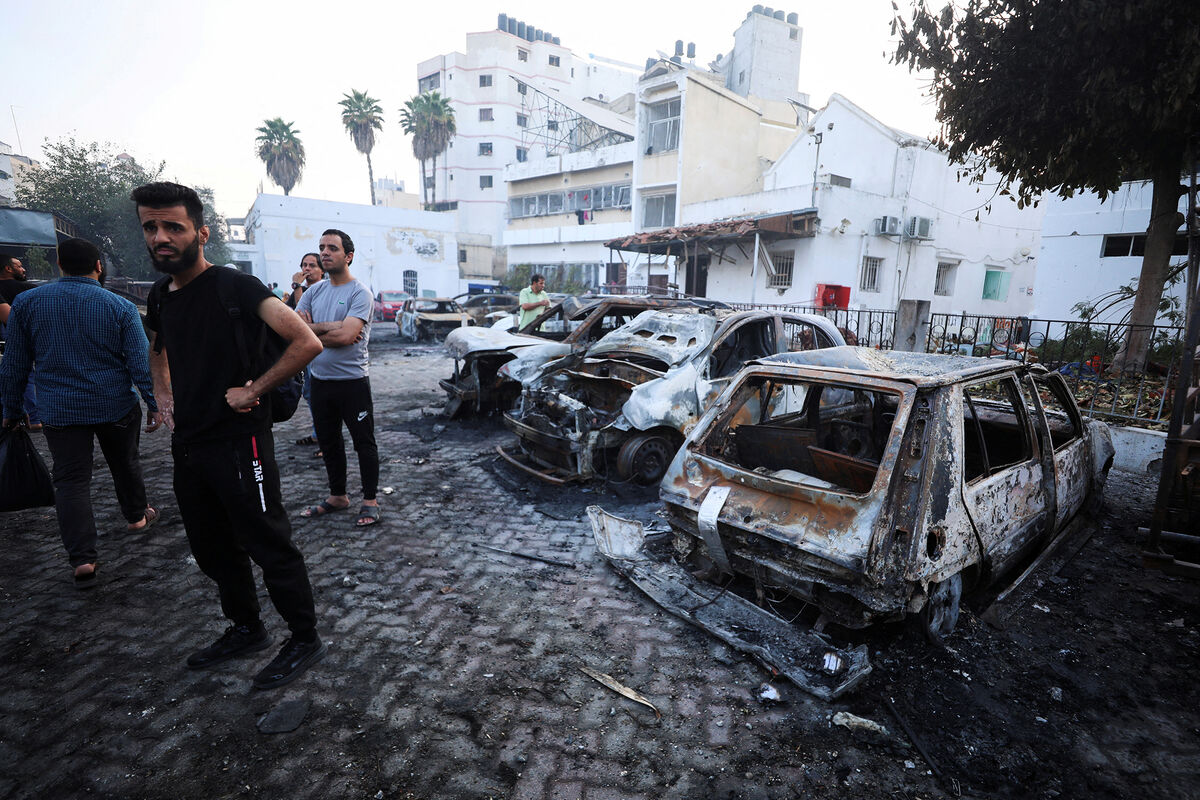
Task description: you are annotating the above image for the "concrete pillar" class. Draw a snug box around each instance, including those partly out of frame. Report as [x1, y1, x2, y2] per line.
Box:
[894, 299, 931, 352]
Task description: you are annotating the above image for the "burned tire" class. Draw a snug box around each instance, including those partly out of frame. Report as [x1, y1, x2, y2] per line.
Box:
[615, 432, 676, 486]
[918, 572, 962, 642]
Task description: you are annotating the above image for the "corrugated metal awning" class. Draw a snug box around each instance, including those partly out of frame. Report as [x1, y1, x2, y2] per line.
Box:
[605, 209, 819, 255]
[0, 208, 58, 246]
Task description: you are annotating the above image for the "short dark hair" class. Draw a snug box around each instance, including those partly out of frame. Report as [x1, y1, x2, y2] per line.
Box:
[322, 228, 354, 255]
[531, 273, 545, 284]
[300, 252, 322, 268]
[130, 182, 205, 230]
[0, 255, 18, 271]
[58, 238, 103, 276]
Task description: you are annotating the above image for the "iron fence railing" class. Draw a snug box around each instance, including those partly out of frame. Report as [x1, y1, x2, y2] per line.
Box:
[925, 313, 1183, 427]
[723, 304, 1182, 427]
[726, 303, 899, 349]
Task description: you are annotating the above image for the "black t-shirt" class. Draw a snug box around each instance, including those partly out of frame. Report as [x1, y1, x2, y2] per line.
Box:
[145, 266, 275, 443]
[0, 280, 36, 304]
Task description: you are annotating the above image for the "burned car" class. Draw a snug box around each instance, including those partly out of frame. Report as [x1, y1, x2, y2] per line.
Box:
[397, 297, 473, 342]
[601, 348, 1115, 638]
[499, 309, 844, 485]
[440, 295, 716, 417]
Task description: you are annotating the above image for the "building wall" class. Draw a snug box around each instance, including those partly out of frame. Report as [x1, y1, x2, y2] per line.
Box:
[1036, 181, 1189, 323]
[683, 94, 1043, 317]
[415, 27, 638, 241]
[242, 194, 462, 298]
[502, 143, 634, 282]
[718, 8, 803, 103]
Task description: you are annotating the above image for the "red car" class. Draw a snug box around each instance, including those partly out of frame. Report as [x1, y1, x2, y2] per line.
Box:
[373, 290, 411, 322]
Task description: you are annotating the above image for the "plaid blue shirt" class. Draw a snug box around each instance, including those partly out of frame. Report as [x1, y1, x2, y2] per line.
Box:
[0, 277, 156, 426]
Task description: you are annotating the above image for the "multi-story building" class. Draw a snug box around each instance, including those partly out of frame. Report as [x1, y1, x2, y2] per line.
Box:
[608, 93, 1044, 322]
[414, 17, 641, 247]
[373, 177, 422, 210]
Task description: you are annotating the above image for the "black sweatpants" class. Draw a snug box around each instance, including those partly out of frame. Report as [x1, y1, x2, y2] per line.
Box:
[310, 376, 379, 500]
[171, 427, 317, 638]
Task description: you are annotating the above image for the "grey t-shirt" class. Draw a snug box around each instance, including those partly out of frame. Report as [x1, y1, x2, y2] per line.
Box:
[296, 278, 373, 380]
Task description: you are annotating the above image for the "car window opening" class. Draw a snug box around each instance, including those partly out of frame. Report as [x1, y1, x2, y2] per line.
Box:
[962, 377, 1032, 482]
[699, 376, 900, 493]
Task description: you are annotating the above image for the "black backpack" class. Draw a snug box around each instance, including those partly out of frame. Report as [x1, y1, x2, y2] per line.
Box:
[153, 267, 304, 424]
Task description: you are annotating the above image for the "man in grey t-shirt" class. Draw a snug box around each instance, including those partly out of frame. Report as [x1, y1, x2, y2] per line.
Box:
[295, 229, 380, 527]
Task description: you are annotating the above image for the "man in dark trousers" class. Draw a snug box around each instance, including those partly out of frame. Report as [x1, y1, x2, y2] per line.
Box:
[295, 229, 380, 527]
[0, 238, 159, 586]
[135, 181, 326, 690]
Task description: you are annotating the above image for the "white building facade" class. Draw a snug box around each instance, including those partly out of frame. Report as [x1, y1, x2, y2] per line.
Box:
[1036, 181, 1191, 323]
[645, 94, 1044, 319]
[415, 19, 640, 243]
[239, 195, 462, 298]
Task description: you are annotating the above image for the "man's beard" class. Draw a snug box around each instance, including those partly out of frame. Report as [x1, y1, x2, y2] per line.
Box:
[149, 235, 201, 275]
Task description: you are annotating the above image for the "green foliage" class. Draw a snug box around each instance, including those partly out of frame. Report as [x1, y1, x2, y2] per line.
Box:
[502, 264, 590, 296]
[892, 0, 1200, 205]
[892, 0, 1200, 371]
[255, 118, 305, 195]
[21, 246, 55, 280]
[14, 138, 230, 279]
[400, 92, 456, 208]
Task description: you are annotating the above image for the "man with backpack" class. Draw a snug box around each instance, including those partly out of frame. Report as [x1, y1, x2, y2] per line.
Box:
[295, 229, 380, 528]
[135, 182, 327, 690]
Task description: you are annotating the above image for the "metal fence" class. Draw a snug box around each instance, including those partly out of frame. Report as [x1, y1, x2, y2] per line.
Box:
[591, 288, 1184, 427]
[925, 313, 1183, 427]
[726, 303, 900, 349]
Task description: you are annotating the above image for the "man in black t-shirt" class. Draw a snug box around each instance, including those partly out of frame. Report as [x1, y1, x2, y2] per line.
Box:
[0, 255, 41, 427]
[134, 182, 327, 691]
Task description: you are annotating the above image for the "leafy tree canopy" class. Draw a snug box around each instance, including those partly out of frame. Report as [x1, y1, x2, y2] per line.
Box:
[15, 138, 229, 280]
[893, 0, 1200, 372]
[893, 0, 1200, 206]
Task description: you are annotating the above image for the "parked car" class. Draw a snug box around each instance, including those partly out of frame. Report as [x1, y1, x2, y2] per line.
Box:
[458, 293, 520, 325]
[440, 294, 717, 417]
[607, 348, 1114, 637]
[499, 309, 845, 485]
[373, 290, 411, 322]
[396, 298, 473, 342]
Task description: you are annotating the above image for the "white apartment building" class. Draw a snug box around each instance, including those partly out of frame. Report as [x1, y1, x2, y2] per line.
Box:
[608, 93, 1044, 324]
[239, 194, 462, 298]
[415, 17, 641, 244]
[1037, 180, 1191, 323]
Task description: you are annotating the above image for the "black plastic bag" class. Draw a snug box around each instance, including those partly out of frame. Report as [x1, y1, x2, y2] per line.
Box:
[0, 426, 55, 512]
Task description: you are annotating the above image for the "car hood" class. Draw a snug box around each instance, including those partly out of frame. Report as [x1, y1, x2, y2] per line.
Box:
[444, 325, 546, 359]
[584, 311, 716, 367]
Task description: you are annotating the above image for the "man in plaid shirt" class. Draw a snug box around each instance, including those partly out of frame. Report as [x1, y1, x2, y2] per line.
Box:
[0, 238, 160, 587]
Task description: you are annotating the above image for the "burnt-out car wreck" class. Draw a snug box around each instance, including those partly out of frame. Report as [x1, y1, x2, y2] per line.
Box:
[589, 348, 1115, 698]
[440, 295, 712, 418]
[499, 309, 844, 485]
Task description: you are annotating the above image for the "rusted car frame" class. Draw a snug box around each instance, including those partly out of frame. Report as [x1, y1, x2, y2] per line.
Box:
[440, 295, 714, 417]
[499, 309, 845, 485]
[397, 298, 473, 342]
[588, 348, 1114, 697]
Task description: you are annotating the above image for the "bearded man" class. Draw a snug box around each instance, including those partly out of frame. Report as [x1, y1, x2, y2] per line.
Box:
[135, 181, 327, 690]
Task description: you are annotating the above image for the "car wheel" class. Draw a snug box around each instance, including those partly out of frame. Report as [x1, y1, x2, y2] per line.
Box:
[616, 432, 676, 486]
[918, 572, 962, 642]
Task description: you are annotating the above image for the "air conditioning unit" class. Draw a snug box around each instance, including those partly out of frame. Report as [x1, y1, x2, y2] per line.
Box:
[875, 215, 903, 236]
[907, 216, 934, 239]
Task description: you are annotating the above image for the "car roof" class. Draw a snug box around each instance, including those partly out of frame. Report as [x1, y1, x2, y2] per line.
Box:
[758, 346, 1023, 387]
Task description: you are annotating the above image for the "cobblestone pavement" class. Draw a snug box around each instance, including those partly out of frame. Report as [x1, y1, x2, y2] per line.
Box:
[1, 335, 1197, 800]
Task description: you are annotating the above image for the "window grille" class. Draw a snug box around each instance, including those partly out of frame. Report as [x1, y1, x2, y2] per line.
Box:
[935, 262, 956, 296]
[768, 252, 794, 289]
[860, 256, 882, 292]
[403, 270, 418, 294]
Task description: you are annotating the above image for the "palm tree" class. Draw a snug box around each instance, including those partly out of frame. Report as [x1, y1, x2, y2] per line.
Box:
[400, 92, 456, 209]
[338, 89, 384, 205]
[255, 118, 305, 196]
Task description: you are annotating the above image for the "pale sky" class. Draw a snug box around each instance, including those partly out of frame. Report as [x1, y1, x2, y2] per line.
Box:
[0, 0, 937, 220]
